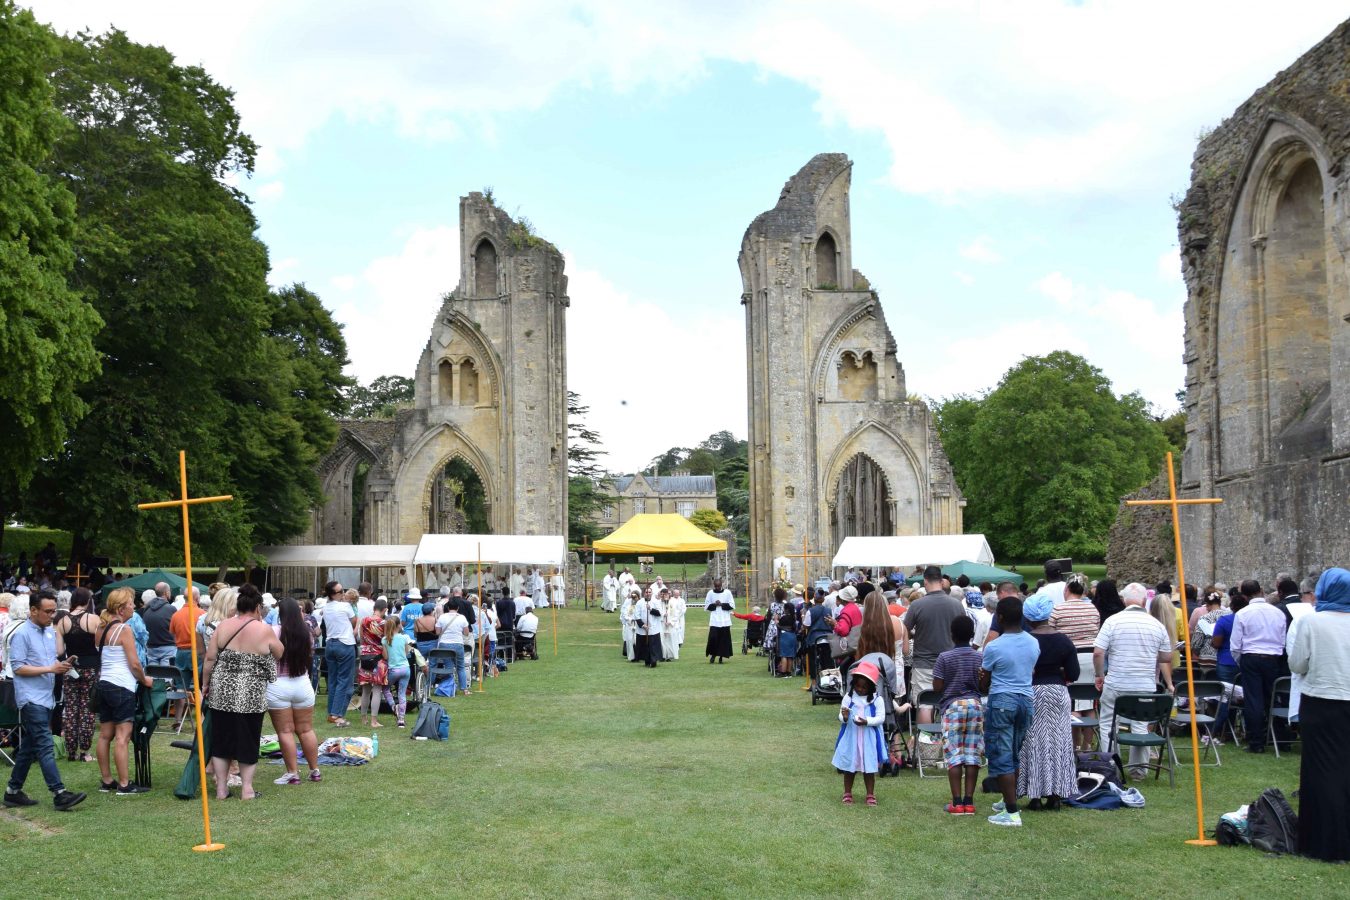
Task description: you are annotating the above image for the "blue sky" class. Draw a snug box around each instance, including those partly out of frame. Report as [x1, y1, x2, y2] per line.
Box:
[28, 1, 1350, 471]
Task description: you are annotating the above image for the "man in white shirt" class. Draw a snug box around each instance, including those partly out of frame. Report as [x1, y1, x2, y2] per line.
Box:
[632, 591, 657, 667]
[1230, 579, 1289, 753]
[1093, 582, 1172, 776]
[514, 589, 534, 620]
[704, 578, 735, 664]
[355, 581, 376, 621]
[514, 608, 539, 660]
[602, 570, 619, 613]
[320, 581, 358, 725]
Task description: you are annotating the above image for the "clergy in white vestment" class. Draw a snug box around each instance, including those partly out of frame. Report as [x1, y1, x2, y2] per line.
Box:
[650, 576, 666, 600]
[620, 590, 638, 661]
[660, 589, 682, 660]
[449, 566, 465, 591]
[618, 567, 636, 598]
[508, 568, 525, 600]
[550, 571, 566, 608]
[668, 589, 687, 646]
[634, 591, 660, 667]
[602, 570, 619, 612]
[530, 569, 547, 607]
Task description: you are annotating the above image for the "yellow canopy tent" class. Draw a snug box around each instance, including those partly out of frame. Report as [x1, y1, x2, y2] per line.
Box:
[593, 514, 727, 554]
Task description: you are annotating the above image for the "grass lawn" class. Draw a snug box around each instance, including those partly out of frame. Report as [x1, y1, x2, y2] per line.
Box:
[3, 607, 1346, 898]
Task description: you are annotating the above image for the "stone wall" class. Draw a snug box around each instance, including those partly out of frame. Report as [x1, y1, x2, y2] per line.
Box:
[1176, 19, 1350, 584]
[1105, 465, 1174, 586]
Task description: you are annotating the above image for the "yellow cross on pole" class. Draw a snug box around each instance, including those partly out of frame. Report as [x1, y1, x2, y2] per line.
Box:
[786, 538, 828, 690]
[137, 450, 232, 854]
[1125, 450, 1222, 847]
[737, 559, 754, 614]
[551, 567, 560, 657]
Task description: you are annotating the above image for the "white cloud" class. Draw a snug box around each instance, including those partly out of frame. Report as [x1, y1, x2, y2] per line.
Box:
[252, 180, 285, 201]
[330, 274, 357, 292]
[1036, 271, 1076, 308]
[1157, 249, 1180, 282]
[954, 271, 975, 286]
[267, 256, 300, 286]
[959, 237, 1001, 264]
[27, 1, 1349, 198]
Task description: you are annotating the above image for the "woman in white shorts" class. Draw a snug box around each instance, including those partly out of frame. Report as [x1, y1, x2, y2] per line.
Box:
[267, 597, 321, 785]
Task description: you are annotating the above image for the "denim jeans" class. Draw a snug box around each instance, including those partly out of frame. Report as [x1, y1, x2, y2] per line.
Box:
[984, 693, 1033, 777]
[146, 645, 177, 667]
[325, 642, 357, 717]
[384, 666, 410, 720]
[8, 703, 64, 795]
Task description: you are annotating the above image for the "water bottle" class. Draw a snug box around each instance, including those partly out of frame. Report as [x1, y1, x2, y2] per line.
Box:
[371, 733, 379, 757]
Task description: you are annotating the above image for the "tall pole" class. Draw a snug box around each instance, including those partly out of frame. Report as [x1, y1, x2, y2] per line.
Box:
[1126, 451, 1223, 847]
[475, 546, 485, 693]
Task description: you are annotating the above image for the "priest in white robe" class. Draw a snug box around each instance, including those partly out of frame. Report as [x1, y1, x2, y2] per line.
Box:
[660, 589, 682, 660]
[668, 589, 687, 647]
[602, 570, 619, 612]
[620, 590, 638, 661]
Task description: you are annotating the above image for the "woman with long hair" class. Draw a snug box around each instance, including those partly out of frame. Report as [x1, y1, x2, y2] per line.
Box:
[266, 597, 321, 785]
[200, 586, 237, 645]
[56, 587, 100, 762]
[1092, 579, 1124, 623]
[202, 583, 281, 800]
[381, 615, 413, 727]
[95, 588, 154, 794]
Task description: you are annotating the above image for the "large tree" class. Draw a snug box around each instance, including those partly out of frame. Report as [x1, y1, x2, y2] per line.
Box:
[31, 28, 346, 562]
[567, 390, 611, 543]
[0, 4, 101, 539]
[934, 351, 1168, 561]
[343, 374, 413, 419]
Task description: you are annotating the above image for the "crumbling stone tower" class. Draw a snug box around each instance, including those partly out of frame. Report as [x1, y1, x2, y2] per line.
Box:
[1176, 20, 1350, 583]
[739, 154, 963, 588]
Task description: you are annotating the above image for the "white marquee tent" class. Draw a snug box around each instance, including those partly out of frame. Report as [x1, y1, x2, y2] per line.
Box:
[413, 534, 568, 568]
[255, 544, 418, 569]
[830, 534, 995, 570]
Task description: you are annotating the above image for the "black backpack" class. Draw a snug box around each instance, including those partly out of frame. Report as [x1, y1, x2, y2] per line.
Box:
[1247, 788, 1298, 855]
[1072, 750, 1125, 800]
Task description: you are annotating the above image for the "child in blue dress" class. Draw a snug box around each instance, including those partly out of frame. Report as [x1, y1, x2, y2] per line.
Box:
[832, 659, 887, 806]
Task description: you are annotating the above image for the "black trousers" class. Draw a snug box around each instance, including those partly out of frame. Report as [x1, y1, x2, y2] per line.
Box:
[1239, 653, 1282, 750]
[634, 634, 648, 663]
[646, 633, 661, 668]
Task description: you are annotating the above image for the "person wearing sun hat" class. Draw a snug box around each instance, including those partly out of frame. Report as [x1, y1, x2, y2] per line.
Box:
[832, 659, 887, 806]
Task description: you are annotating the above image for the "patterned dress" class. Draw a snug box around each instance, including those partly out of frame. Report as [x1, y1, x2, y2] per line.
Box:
[356, 616, 388, 686]
[832, 691, 887, 773]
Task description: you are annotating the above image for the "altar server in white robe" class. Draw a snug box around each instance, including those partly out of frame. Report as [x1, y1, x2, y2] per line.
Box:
[668, 589, 687, 647]
[602, 570, 619, 612]
[620, 590, 638, 661]
[618, 567, 636, 599]
[549, 571, 566, 608]
[508, 568, 524, 600]
[660, 589, 683, 660]
[530, 569, 547, 607]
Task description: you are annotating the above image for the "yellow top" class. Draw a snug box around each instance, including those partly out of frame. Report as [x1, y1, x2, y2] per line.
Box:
[593, 514, 728, 554]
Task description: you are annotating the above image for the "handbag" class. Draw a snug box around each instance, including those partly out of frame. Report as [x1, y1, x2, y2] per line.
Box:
[359, 653, 381, 672]
[829, 624, 860, 659]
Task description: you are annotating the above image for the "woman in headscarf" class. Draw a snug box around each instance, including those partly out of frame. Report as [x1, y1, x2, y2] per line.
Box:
[1016, 594, 1079, 811]
[1287, 568, 1350, 862]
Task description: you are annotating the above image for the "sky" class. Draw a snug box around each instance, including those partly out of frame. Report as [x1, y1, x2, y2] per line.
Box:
[26, 1, 1350, 473]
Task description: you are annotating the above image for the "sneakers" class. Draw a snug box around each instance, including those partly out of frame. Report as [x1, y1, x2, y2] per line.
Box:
[308, 769, 322, 782]
[99, 781, 117, 793]
[115, 783, 149, 796]
[987, 810, 1023, 827]
[274, 773, 301, 786]
[946, 803, 974, 816]
[3, 790, 38, 808]
[991, 800, 1006, 814]
[54, 790, 87, 811]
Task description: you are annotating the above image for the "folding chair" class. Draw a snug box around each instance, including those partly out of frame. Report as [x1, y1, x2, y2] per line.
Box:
[1269, 676, 1299, 759]
[1107, 693, 1176, 787]
[495, 629, 515, 665]
[0, 690, 19, 766]
[1171, 678, 1224, 765]
[913, 689, 946, 778]
[145, 665, 191, 734]
[426, 648, 458, 692]
[1068, 682, 1101, 749]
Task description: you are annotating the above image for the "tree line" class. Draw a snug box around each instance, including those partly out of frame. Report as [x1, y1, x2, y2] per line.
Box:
[0, 6, 350, 564]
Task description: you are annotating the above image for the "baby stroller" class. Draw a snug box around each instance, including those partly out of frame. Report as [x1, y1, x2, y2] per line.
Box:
[810, 640, 845, 706]
[741, 616, 766, 655]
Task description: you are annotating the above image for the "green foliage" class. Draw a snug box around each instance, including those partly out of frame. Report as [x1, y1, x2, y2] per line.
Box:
[344, 374, 414, 419]
[934, 351, 1168, 561]
[29, 27, 345, 562]
[0, 4, 102, 520]
[0, 526, 73, 561]
[682, 448, 718, 475]
[567, 391, 612, 543]
[1157, 410, 1187, 453]
[688, 508, 727, 536]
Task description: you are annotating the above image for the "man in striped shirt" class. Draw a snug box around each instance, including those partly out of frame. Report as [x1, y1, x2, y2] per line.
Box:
[1093, 582, 1172, 777]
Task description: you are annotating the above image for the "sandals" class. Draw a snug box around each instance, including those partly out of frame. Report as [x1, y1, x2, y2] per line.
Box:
[865, 795, 877, 806]
[842, 792, 854, 805]
[332, 717, 351, 728]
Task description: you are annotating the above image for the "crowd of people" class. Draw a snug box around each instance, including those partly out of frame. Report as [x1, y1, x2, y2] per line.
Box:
[743, 560, 1349, 858]
[1, 570, 548, 808]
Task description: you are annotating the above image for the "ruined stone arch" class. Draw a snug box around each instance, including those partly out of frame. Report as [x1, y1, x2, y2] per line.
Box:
[472, 235, 499, 298]
[821, 420, 926, 546]
[315, 429, 383, 545]
[814, 229, 840, 288]
[811, 298, 877, 401]
[1214, 115, 1334, 472]
[395, 423, 499, 540]
[438, 310, 503, 407]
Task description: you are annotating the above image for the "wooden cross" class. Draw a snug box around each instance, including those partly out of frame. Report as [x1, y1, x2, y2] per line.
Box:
[137, 450, 232, 854]
[66, 563, 89, 589]
[1125, 450, 1222, 848]
[785, 538, 828, 690]
[737, 559, 754, 613]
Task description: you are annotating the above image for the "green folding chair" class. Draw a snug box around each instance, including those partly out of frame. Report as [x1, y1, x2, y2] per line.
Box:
[1107, 692, 1176, 787]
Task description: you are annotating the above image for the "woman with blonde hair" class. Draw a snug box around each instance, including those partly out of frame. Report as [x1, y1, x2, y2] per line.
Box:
[95, 587, 154, 794]
[200, 587, 237, 645]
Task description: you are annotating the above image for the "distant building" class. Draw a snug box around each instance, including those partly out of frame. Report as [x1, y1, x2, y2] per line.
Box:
[595, 470, 717, 532]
